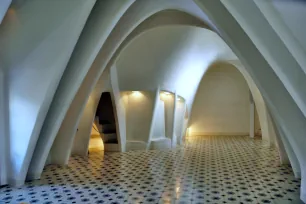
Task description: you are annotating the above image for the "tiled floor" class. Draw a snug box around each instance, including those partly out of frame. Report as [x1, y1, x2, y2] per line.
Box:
[0, 136, 303, 204]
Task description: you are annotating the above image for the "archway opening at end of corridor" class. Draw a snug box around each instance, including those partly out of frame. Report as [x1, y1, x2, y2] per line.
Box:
[188, 63, 262, 142]
[72, 91, 120, 160]
[90, 92, 118, 153]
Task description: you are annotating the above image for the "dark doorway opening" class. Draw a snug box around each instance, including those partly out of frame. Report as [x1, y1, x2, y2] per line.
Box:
[95, 92, 118, 145]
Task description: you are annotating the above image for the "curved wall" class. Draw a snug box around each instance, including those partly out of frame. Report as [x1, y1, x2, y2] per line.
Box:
[190, 64, 250, 136]
[27, 1, 220, 179]
[220, 0, 306, 118]
[0, 0, 10, 24]
[125, 91, 155, 142]
[271, 0, 306, 54]
[71, 70, 111, 156]
[0, 0, 95, 185]
[0, 0, 303, 201]
[27, 0, 134, 180]
[0, 70, 9, 185]
[195, 1, 306, 199]
[116, 26, 237, 110]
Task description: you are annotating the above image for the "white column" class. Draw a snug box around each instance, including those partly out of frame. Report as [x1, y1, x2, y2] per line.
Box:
[147, 87, 160, 150]
[0, 70, 8, 185]
[171, 92, 178, 147]
[0, 0, 11, 24]
[249, 91, 255, 138]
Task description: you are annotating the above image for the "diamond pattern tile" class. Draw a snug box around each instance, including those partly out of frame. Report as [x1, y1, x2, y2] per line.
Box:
[0, 136, 303, 204]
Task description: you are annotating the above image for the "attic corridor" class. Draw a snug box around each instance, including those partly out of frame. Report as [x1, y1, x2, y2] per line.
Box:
[0, 136, 301, 204]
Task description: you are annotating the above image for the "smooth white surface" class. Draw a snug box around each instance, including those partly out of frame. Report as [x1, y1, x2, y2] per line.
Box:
[221, 0, 306, 119]
[0, 71, 8, 185]
[29, 1, 217, 179]
[150, 138, 171, 150]
[254, 0, 306, 75]
[126, 141, 147, 151]
[249, 92, 255, 138]
[272, 0, 306, 54]
[72, 95, 99, 156]
[125, 91, 155, 142]
[117, 26, 236, 111]
[196, 1, 306, 200]
[110, 65, 127, 152]
[0, 0, 11, 24]
[273, 117, 301, 178]
[151, 99, 166, 140]
[1, 0, 304, 200]
[0, 0, 95, 184]
[27, 0, 133, 181]
[160, 93, 175, 142]
[175, 100, 187, 145]
[171, 93, 178, 148]
[190, 65, 250, 135]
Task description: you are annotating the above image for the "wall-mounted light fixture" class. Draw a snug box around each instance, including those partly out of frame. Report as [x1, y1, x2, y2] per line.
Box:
[163, 91, 171, 95]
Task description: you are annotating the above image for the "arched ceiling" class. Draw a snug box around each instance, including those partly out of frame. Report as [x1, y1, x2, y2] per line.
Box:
[1, 1, 306, 201]
[116, 26, 237, 104]
[272, 0, 306, 52]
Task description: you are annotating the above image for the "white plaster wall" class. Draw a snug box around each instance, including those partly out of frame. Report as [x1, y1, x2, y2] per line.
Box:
[0, 0, 95, 185]
[190, 65, 249, 135]
[27, 0, 218, 177]
[115, 25, 277, 148]
[7, 1, 302, 200]
[0, 0, 11, 24]
[151, 100, 166, 139]
[160, 94, 175, 140]
[71, 95, 98, 156]
[53, 68, 111, 162]
[125, 91, 155, 142]
[195, 1, 306, 200]
[110, 66, 127, 152]
[175, 100, 186, 144]
[272, 0, 306, 53]
[220, 0, 306, 119]
[254, 0, 306, 75]
[116, 26, 237, 111]
[254, 105, 261, 135]
[0, 70, 8, 185]
[27, 0, 134, 180]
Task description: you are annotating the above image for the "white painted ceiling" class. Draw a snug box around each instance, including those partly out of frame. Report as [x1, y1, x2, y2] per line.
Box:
[272, 0, 306, 52]
[116, 26, 237, 103]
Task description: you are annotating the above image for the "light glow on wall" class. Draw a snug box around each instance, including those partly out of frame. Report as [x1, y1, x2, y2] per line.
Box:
[131, 91, 142, 97]
[160, 91, 173, 101]
[187, 127, 192, 136]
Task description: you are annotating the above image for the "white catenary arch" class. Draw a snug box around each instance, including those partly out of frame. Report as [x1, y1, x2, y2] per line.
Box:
[0, 0, 304, 201]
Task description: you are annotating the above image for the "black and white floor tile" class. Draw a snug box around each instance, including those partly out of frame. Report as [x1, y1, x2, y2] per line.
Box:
[0, 136, 303, 204]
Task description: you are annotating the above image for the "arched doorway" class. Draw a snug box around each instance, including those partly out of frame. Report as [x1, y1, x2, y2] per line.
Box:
[92, 92, 118, 151]
[23, 4, 304, 200]
[189, 63, 261, 139]
[72, 91, 120, 157]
